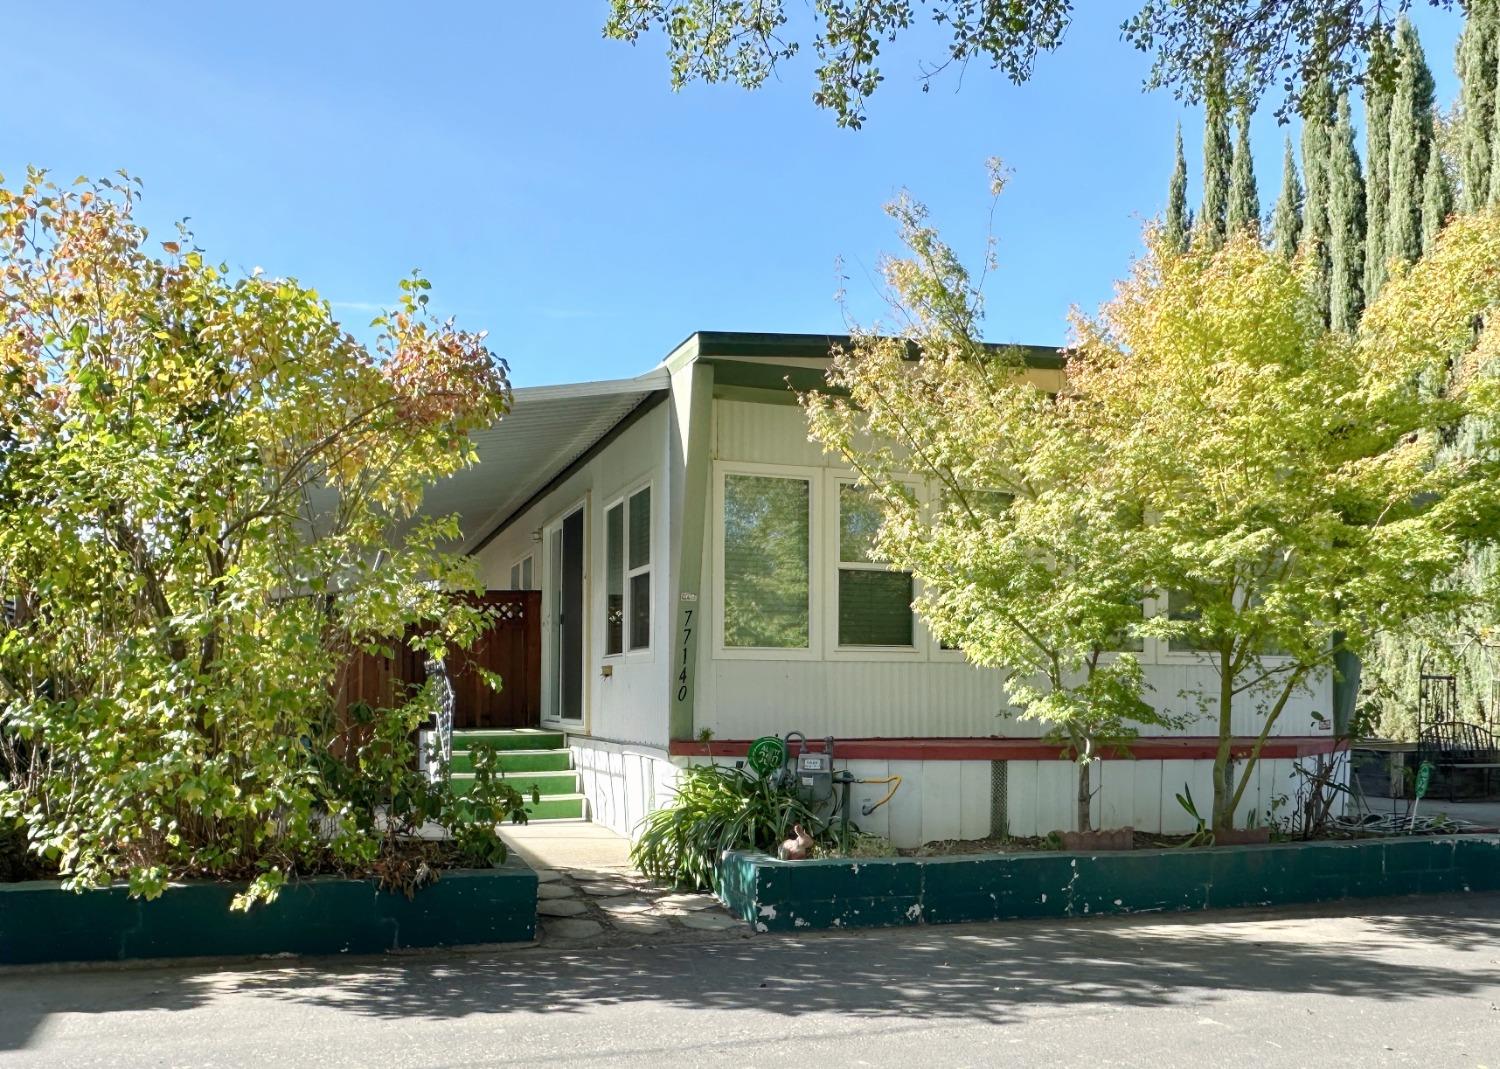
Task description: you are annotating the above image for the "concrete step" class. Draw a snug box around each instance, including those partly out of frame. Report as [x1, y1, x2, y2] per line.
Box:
[451, 770, 580, 797]
[453, 793, 586, 822]
[449, 748, 572, 774]
[450, 728, 565, 752]
[524, 794, 586, 821]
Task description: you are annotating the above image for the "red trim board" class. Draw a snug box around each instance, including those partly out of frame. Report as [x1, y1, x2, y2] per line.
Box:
[668, 735, 1343, 762]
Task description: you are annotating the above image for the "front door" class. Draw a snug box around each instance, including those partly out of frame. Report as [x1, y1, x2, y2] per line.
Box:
[547, 505, 586, 723]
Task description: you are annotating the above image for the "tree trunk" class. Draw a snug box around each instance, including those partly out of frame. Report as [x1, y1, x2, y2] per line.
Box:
[1077, 758, 1093, 833]
[1211, 645, 1237, 833]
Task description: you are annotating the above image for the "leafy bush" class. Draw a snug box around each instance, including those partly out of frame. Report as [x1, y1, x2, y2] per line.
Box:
[0, 170, 517, 907]
[630, 764, 825, 890]
[302, 704, 530, 904]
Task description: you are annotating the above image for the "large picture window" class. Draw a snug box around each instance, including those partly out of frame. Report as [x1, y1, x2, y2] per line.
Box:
[836, 483, 913, 647]
[723, 473, 811, 649]
[605, 484, 652, 656]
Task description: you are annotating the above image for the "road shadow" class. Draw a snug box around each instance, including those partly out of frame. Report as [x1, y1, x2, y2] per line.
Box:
[3, 894, 1498, 1050]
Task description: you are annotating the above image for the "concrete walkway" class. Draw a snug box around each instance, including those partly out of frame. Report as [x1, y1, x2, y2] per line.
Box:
[499, 820, 637, 872]
[500, 821, 741, 945]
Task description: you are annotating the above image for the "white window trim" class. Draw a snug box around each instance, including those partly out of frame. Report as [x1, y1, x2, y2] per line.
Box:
[540, 497, 589, 730]
[603, 478, 655, 664]
[1151, 590, 1296, 668]
[509, 552, 535, 591]
[822, 473, 927, 662]
[1085, 595, 1152, 665]
[713, 460, 823, 661]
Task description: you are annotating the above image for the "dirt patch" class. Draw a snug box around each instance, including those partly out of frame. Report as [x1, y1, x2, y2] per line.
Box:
[876, 830, 1204, 857]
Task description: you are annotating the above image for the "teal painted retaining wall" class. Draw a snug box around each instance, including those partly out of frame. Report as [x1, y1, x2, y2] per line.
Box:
[718, 836, 1500, 932]
[0, 859, 537, 965]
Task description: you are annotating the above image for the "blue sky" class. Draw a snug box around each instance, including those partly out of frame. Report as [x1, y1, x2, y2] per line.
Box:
[1, 3, 1466, 386]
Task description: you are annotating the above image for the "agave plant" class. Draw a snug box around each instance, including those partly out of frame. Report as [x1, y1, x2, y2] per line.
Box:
[630, 764, 825, 890]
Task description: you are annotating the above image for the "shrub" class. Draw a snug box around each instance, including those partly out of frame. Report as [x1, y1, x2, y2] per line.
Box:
[0, 170, 519, 907]
[630, 764, 825, 890]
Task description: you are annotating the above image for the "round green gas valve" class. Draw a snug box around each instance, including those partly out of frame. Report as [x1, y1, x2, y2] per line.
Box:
[747, 735, 787, 777]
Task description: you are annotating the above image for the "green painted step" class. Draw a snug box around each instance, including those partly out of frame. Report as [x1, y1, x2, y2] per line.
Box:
[449, 748, 572, 774]
[456, 794, 586, 821]
[522, 795, 586, 820]
[450, 729, 565, 752]
[451, 771, 579, 797]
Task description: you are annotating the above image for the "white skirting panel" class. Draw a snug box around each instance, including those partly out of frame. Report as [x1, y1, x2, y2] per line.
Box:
[571, 739, 680, 840]
[673, 754, 1345, 848]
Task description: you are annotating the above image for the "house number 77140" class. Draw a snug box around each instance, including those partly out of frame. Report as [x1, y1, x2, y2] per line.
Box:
[676, 608, 692, 702]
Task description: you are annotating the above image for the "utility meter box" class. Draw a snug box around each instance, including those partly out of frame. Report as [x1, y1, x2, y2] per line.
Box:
[794, 752, 833, 803]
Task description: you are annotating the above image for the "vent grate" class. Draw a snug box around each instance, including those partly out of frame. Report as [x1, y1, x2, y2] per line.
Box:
[990, 760, 1009, 839]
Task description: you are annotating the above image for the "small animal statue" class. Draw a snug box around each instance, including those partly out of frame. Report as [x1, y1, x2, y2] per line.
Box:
[778, 823, 815, 861]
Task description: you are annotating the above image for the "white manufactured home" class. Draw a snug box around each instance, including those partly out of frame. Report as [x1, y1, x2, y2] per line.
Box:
[429, 332, 1347, 847]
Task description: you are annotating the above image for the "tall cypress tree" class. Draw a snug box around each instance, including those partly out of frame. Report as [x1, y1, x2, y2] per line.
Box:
[1166, 122, 1190, 251]
[1328, 92, 1367, 332]
[1459, 0, 1499, 211]
[1388, 17, 1436, 265]
[1366, 24, 1395, 300]
[1423, 156, 1454, 252]
[1270, 137, 1303, 258]
[1489, 58, 1500, 207]
[1227, 102, 1260, 235]
[1301, 72, 1335, 322]
[1198, 63, 1232, 249]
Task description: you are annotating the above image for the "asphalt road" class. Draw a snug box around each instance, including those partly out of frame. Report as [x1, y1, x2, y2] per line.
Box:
[3, 894, 1498, 1068]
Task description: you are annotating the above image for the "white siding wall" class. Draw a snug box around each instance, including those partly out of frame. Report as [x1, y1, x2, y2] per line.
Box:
[573, 739, 680, 840]
[697, 398, 1336, 744]
[472, 401, 674, 750]
[684, 752, 1321, 846]
[467, 385, 1342, 847]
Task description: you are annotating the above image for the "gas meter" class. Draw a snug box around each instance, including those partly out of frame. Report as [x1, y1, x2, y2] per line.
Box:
[793, 738, 834, 803]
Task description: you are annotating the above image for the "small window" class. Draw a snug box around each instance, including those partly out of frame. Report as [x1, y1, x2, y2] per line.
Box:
[605, 503, 625, 655]
[836, 484, 913, 647]
[510, 554, 534, 591]
[723, 473, 810, 649]
[606, 486, 652, 656]
[627, 486, 651, 650]
[1167, 589, 1215, 652]
[942, 487, 1013, 522]
[1102, 598, 1147, 653]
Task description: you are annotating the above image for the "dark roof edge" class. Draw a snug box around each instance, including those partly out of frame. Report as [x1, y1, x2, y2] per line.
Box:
[465, 389, 670, 557]
[690, 331, 1068, 370]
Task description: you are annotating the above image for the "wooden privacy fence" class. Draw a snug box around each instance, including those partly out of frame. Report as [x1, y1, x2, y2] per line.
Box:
[334, 591, 542, 731]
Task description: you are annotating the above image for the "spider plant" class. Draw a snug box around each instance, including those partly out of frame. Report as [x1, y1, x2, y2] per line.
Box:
[630, 763, 824, 890]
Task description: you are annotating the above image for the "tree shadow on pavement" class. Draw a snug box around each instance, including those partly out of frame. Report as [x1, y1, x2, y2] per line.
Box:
[3, 895, 1498, 1051]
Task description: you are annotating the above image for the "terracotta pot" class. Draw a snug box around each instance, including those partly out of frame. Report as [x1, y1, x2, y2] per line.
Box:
[1060, 827, 1135, 851]
[1213, 827, 1272, 845]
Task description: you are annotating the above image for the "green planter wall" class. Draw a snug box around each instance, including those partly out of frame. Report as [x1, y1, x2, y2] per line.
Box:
[0, 859, 537, 966]
[718, 835, 1500, 933]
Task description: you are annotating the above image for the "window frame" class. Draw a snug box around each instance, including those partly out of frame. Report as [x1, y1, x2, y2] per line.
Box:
[713, 461, 823, 661]
[509, 553, 535, 591]
[1088, 595, 1151, 663]
[602, 478, 655, 662]
[925, 478, 1009, 665]
[1151, 589, 1295, 667]
[822, 475, 926, 661]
